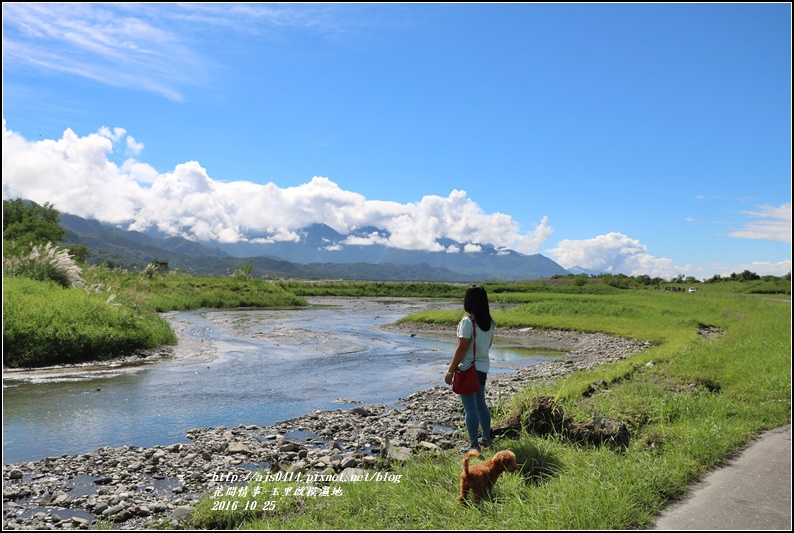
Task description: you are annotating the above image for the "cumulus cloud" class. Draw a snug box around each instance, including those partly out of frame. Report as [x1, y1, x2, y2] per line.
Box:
[729, 203, 792, 244]
[1, 121, 143, 224]
[126, 136, 145, 156]
[546, 232, 694, 278]
[1, 123, 552, 253]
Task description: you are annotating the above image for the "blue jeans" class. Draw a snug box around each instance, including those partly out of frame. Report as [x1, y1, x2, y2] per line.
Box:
[459, 371, 491, 447]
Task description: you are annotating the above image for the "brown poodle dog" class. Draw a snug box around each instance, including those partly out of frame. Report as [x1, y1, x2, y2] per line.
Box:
[459, 449, 517, 504]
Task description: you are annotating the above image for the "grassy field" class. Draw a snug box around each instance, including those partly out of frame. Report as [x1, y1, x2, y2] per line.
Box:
[187, 287, 790, 530]
[3, 270, 790, 529]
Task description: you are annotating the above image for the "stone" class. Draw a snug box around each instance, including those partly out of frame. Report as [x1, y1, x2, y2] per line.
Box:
[93, 503, 109, 515]
[278, 442, 299, 452]
[150, 451, 166, 463]
[340, 457, 358, 469]
[171, 506, 193, 522]
[384, 444, 413, 462]
[418, 441, 441, 451]
[225, 442, 252, 455]
[102, 503, 126, 517]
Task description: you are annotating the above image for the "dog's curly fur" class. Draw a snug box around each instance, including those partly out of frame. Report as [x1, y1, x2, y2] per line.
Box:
[459, 449, 517, 504]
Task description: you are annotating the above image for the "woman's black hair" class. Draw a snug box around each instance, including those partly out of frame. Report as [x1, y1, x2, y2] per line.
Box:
[463, 285, 493, 332]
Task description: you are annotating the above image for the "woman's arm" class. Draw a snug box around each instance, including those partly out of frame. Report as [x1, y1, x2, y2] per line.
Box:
[444, 337, 470, 385]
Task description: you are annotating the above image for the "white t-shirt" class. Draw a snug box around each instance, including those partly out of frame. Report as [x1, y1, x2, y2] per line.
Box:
[456, 315, 494, 373]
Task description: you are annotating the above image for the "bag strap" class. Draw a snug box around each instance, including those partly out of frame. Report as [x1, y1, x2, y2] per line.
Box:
[470, 315, 477, 364]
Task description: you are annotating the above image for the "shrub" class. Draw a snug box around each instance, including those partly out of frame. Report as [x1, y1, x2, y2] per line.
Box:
[3, 276, 177, 367]
[3, 242, 84, 288]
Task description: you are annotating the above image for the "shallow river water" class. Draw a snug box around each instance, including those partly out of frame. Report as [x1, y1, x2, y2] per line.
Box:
[3, 298, 566, 465]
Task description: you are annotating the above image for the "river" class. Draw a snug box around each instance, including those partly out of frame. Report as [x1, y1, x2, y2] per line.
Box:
[2, 297, 566, 465]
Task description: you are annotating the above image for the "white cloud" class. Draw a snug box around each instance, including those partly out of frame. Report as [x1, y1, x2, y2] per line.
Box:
[547, 229, 791, 279]
[343, 232, 390, 247]
[2, 3, 379, 102]
[1, 121, 143, 224]
[126, 136, 145, 156]
[120, 159, 159, 184]
[514, 216, 554, 254]
[729, 203, 792, 244]
[98, 127, 127, 142]
[1, 123, 552, 253]
[1, 3, 206, 101]
[546, 232, 694, 279]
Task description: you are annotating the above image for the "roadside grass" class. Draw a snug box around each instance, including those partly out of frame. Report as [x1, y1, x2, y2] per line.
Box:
[187, 290, 790, 530]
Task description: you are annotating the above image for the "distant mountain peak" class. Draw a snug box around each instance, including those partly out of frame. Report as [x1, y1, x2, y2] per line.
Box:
[57, 211, 570, 281]
[567, 265, 600, 276]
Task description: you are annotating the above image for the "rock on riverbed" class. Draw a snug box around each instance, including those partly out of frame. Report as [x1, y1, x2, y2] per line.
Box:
[2, 327, 648, 530]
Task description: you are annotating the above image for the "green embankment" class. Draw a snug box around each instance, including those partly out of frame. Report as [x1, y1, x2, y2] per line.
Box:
[2, 270, 308, 368]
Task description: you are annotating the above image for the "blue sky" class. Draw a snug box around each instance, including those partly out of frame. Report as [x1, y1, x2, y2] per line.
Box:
[2, 3, 791, 279]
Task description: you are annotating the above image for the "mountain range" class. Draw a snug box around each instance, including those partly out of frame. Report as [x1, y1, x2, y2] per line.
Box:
[58, 213, 571, 281]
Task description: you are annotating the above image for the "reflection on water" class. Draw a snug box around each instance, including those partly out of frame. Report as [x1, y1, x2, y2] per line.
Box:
[2, 298, 565, 464]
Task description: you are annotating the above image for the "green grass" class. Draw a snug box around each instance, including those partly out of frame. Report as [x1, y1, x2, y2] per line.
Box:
[275, 280, 467, 298]
[3, 270, 790, 528]
[2, 276, 178, 367]
[186, 288, 790, 530]
[2, 268, 309, 367]
[401, 290, 735, 344]
[87, 268, 310, 312]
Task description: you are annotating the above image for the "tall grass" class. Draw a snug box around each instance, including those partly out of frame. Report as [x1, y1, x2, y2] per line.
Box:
[3, 242, 84, 288]
[2, 276, 177, 367]
[2, 268, 310, 368]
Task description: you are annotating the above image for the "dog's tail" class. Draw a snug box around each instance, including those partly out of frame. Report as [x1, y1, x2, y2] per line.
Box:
[462, 449, 480, 474]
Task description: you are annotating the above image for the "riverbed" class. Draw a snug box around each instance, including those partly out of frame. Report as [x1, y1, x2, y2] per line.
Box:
[2, 298, 568, 465]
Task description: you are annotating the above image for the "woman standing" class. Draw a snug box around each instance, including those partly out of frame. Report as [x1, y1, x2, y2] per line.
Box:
[444, 285, 495, 452]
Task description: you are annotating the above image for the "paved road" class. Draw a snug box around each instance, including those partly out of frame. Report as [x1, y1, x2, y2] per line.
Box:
[652, 424, 792, 530]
